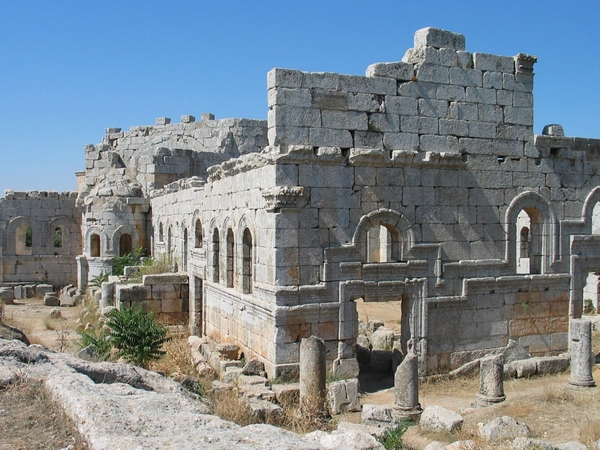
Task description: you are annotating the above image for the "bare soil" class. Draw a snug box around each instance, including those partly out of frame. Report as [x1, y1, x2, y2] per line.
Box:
[4, 298, 600, 449]
[0, 378, 87, 450]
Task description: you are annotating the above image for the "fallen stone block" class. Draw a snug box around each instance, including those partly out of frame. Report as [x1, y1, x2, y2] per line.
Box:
[59, 293, 75, 307]
[216, 343, 239, 360]
[361, 404, 394, 426]
[327, 378, 361, 414]
[239, 385, 276, 402]
[237, 374, 268, 387]
[44, 293, 59, 307]
[337, 420, 391, 439]
[242, 359, 265, 376]
[424, 442, 447, 450]
[272, 383, 299, 405]
[513, 359, 537, 378]
[0, 288, 15, 305]
[511, 437, 557, 450]
[420, 405, 463, 433]
[246, 398, 284, 421]
[36, 284, 54, 297]
[556, 442, 587, 450]
[446, 440, 481, 450]
[211, 380, 235, 393]
[479, 416, 530, 442]
[222, 367, 243, 384]
[536, 356, 569, 375]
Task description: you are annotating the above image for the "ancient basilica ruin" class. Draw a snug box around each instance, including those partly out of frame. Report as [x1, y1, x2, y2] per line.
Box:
[2, 28, 599, 379]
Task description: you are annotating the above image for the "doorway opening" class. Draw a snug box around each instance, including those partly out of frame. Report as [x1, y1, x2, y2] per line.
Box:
[354, 294, 409, 393]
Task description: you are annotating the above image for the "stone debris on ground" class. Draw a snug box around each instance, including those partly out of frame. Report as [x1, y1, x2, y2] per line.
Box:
[478, 415, 530, 442]
[0, 338, 385, 449]
[420, 405, 464, 433]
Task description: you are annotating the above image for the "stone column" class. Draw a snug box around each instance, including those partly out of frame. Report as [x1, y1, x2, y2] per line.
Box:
[393, 352, 422, 418]
[299, 335, 326, 413]
[569, 318, 595, 387]
[477, 354, 506, 406]
[76, 255, 88, 294]
[100, 281, 115, 311]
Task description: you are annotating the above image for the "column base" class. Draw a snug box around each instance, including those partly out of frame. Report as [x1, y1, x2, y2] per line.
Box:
[476, 394, 506, 407]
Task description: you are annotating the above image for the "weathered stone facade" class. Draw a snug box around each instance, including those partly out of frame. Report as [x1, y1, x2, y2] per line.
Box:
[2, 27, 600, 378]
[0, 190, 80, 287]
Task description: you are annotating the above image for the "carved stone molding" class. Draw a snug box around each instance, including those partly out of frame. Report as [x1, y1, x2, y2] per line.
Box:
[262, 186, 304, 211]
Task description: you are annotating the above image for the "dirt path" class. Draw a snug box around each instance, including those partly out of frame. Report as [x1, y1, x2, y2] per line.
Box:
[2, 297, 84, 352]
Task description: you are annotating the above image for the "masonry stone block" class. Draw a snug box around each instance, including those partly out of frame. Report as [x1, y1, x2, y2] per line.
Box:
[267, 68, 303, 88]
[366, 62, 414, 81]
[414, 27, 466, 50]
[415, 63, 449, 84]
[309, 128, 352, 148]
[321, 110, 367, 130]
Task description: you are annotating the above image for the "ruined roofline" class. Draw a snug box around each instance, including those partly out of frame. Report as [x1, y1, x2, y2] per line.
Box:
[98, 113, 267, 150]
[2, 190, 78, 200]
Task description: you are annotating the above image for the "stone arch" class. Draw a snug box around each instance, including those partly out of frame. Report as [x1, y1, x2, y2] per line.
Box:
[7, 216, 36, 256]
[211, 226, 220, 283]
[84, 226, 108, 257]
[6, 216, 36, 255]
[49, 216, 80, 254]
[237, 215, 256, 294]
[352, 209, 416, 262]
[112, 225, 138, 257]
[158, 222, 164, 242]
[194, 216, 203, 249]
[505, 191, 556, 274]
[226, 228, 235, 288]
[582, 187, 600, 233]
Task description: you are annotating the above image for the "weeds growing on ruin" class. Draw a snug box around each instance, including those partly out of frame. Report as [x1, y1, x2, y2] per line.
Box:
[105, 305, 170, 368]
[377, 419, 414, 450]
[77, 326, 112, 361]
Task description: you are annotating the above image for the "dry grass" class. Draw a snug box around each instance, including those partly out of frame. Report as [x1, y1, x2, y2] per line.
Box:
[208, 389, 262, 427]
[0, 376, 87, 449]
[148, 330, 198, 380]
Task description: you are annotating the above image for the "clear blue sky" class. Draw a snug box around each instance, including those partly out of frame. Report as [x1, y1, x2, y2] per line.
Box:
[1, 1, 598, 194]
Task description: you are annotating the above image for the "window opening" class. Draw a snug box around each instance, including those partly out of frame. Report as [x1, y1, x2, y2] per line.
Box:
[242, 228, 253, 294]
[91, 234, 101, 257]
[226, 229, 234, 288]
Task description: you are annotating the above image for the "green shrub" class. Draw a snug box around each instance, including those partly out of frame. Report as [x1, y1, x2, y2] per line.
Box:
[105, 305, 171, 368]
[377, 419, 413, 450]
[89, 271, 109, 288]
[77, 326, 112, 361]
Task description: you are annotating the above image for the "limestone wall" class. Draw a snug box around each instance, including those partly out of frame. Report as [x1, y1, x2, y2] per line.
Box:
[0, 190, 81, 287]
[115, 273, 189, 322]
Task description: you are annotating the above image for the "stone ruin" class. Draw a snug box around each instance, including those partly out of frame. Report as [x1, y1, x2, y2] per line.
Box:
[2, 27, 600, 382]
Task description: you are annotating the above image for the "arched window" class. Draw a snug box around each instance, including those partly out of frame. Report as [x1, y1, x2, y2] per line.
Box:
[195, 219, 203, 248]
[367, 225, 401, 262]
[15, 224, 33, 255]
[25, 226, 32, 248]
[183, 228, 188, 270]
[242, 228, 253, 294]
[159, 223, 164, 242]
[212, 228, 220, 283]
[167, 226, 172, 254]
[519, 227, 530, 258]
[226, 229, 234, 288]
[54, 227, 63, 248]
[119, 233, 132, 257]
[90, 234, 101, 257]
[515, 208, 543, 274]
